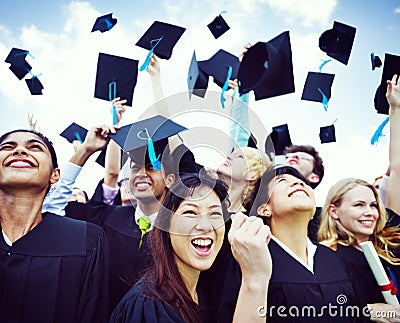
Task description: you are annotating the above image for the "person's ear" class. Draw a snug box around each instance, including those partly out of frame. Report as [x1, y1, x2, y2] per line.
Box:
[257, 203, 272, 218]
[165, 173, 175, 188]
[50, 168, 60, 185]
[307, 173, 320, 184]
[328, 204, 339, 220]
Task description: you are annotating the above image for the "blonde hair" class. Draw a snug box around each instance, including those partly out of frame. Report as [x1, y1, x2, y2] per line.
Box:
[238, 147, 271, 206]
[318, 178, 400, 265]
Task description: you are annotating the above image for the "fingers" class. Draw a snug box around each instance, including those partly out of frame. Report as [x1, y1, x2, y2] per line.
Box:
[110, 97, 127, 106]
[228, 79, 238, 89]
[229, 213, 267, 245]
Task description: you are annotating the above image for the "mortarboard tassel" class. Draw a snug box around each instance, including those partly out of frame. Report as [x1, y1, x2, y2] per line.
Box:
[137, 128, 162, 170]
[370, 116, 389, 145]
[109, 81, 117, 125]
[220, 65, 233, 109]
[318, 58, 331, 72]
[15, 50, 35, 59]
[317, 87, 329, 111]
[102, 18, 113, 31]
[74, 132, 83, 144]
[140, 37, 163, 72]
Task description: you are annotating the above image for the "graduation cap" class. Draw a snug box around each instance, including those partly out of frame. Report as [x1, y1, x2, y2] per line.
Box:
[198, 49, 240, 88]
[374, 53, 400, 114]
[108, 115, 187, 168]
[319, 21, 356, 65]
[95, 147, 129, 168]
[187, 51, 209, 99]
[5, 48, 33, 80]
[91, 13, 117, 33]
[371, 52, 382, 71]
[301, 72, 335, 110]
[264, 124, 292, 156]
[26, 77, 44, 95]
[237, 31, 295, 101]
[94, 53, 138, 107]
[136, 21, 185, 71]
[207, 11, 230, 39]
[319, 124, 336, 144]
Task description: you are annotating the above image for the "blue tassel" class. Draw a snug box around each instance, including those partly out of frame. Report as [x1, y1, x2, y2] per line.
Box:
[219, 10, 227, 16]
[109, 81, 117, 125]
[220, 66, 232, 109]
[74, 132, 83, 144]
[140, 36, 163, 72]
[317, 87, 329, 111]
[371, 116, 389, 145]
[16, 51, 34, 59]
[137, 128, 162, 170]
[319, 59, 331, 72]
[103, 18, 113, 30]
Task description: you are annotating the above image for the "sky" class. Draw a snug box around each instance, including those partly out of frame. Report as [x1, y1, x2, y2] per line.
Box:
[0, 0, 399, 205]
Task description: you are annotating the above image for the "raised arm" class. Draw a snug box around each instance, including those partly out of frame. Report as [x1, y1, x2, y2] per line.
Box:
[228, 212, 272, 322]
[147, 54, 170, 117]
[387, 74, 400, 215]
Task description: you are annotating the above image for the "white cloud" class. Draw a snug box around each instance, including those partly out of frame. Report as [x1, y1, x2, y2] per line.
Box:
[259, 0, 337, 28]
[395, 7, 400, 14]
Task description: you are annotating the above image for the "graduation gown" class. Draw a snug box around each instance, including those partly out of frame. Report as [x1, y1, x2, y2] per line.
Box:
[110, 277, 186, 323]
[65, 201, 152, 314]
[0, 213, 109, 323]
[200, 239, 357, 323]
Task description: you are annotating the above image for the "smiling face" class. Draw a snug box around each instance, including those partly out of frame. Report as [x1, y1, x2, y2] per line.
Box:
[0, 131, 59, 192]
[263, 173, 316, 219]
[169, 186, 225, 275]
[329, 184, 379, 243]
[217, 150, 249, 183]
[285, 152, 315, 179]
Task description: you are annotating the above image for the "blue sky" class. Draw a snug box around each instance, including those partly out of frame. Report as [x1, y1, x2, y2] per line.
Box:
[0, 0, 399, 204]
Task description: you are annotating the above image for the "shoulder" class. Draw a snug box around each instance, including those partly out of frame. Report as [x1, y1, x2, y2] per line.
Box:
[110, 277, 185, 323]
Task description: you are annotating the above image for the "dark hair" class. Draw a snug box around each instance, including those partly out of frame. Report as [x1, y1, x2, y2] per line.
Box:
[284, 144, 324, 188]
[146, 173, 229, 323]
[0, 129, 58, 169]
[72, 187, 89, 203]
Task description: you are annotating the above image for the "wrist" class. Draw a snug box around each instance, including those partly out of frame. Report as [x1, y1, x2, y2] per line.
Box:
[70, 144, 95, 166]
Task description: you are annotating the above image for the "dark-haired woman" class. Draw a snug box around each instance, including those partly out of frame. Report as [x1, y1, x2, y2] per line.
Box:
[0, 128, 111, 323]
[110, 173, 271, 323]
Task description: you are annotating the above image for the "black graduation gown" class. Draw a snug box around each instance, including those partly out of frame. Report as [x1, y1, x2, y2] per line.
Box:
[110, 277, 186, 323]
[65, 201, 152, 314]
[0, 213, 109, 323]
[200, 239, 357, 323]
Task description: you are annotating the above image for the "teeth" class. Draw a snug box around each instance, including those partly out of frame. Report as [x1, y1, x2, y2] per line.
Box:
[360, 220, 373, 225]
[136, 183, 150, 188]
[290, 191, 307, 197]
[192, 239, 212, 247]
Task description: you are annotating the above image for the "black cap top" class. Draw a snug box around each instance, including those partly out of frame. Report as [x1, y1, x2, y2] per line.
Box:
[197, 49, 240, 88]
[319, 21, 356, 65]
[25, 77, 44, 95]
[371, 52, 382, 71]
[237, 31, 295, 101]
[374, 53, 400, 115]
[60, 122, 88, 143]
[207, 13, 230, 39]
[91, 13, 117, 33]
[187, 51, 209, 99]
[319, 124, 336, 144]
[109, 115, 187, 152]
[5, 48, 32, 80]
[135, 21, 186, 60]
[94, 53, 138, 107]
[301, 71, 335, 104]
[264, 124, 292, 156]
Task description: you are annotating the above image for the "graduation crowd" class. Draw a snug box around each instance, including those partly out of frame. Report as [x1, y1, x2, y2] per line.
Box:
[3, 17, 400, 323]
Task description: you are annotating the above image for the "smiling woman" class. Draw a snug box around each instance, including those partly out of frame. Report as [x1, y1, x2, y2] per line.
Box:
[0, 129, 110, 323]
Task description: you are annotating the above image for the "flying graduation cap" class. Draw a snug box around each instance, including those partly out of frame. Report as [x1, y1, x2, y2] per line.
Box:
[374, 53, 400, 115]
[264, 124, 292, 157]
[301, 72, 335, 111]
[207, 11, 230, 39]
[187, 51, 209, 99]
[319, 21, 356, 65]
[319, 124, 336, 144]
[26, 77, 44, 95]
[237, 31, 295, 101]
[371, 52, 382, 71]
[91, 13, 117, 33]
[94, 52, 138, 107]
[108, 115, 187, 169]
[136, 21, 186, 71]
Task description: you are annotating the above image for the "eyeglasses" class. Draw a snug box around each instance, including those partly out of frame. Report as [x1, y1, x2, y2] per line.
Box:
[285, 152, 314, 161]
